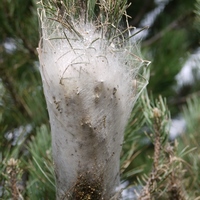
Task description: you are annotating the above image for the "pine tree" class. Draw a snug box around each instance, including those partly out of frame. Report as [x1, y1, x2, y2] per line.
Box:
[0, 0, 200, 199]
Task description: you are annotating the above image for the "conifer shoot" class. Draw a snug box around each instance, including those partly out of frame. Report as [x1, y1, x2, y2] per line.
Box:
[37, 0, 149, 199]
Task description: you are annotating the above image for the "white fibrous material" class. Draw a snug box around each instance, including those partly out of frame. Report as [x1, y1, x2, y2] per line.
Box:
[38, 13, 147, 200]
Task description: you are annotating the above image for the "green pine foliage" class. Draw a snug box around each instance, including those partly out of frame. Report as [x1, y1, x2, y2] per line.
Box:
[177, 95, 200, 198]
[26, 124, 55, 199]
